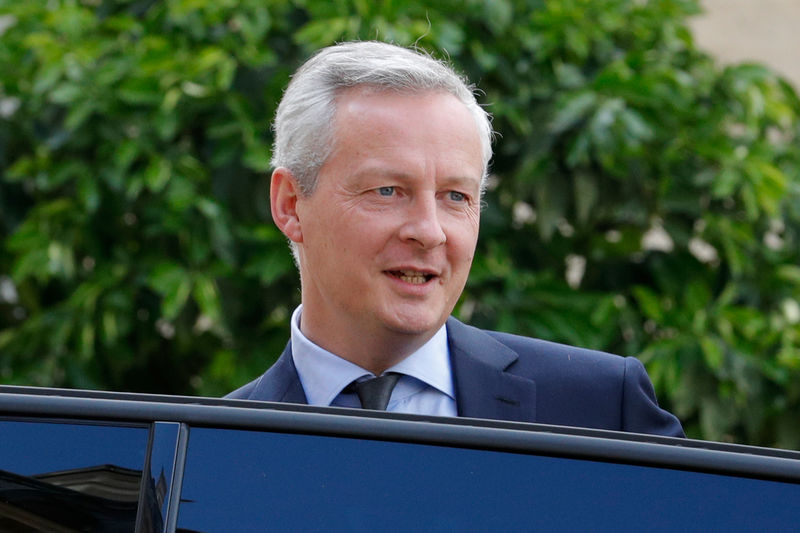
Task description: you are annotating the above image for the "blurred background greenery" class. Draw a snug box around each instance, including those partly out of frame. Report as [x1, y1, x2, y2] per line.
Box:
[1, 0, 799, 449]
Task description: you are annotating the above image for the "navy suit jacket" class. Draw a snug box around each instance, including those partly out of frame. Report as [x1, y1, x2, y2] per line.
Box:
[227, 317, 684, 437]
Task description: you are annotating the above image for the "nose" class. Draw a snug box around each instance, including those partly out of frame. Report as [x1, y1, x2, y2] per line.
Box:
[398, 196, 446, 249]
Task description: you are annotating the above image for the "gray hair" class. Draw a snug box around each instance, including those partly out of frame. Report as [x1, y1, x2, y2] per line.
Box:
[271, 40, 493, 196]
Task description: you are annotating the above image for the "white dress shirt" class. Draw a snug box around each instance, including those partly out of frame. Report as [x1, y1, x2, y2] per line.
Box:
[290, 305, 458, 416]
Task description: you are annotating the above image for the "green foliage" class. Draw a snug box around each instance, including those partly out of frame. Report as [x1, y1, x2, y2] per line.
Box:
[2, 0, 799, 449]
[0, 0, 302, 394]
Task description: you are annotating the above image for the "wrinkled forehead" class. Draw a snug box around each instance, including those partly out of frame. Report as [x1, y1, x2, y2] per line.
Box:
[330, 85, 482, 148]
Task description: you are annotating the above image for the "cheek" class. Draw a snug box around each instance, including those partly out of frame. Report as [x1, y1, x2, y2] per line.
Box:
[355, 212, 400, 241]
[446, 219, 479, 257]
[328, 220, 385, 264]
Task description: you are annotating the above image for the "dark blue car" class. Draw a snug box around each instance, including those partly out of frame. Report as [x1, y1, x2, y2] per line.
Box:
[1, 385, 799, 532]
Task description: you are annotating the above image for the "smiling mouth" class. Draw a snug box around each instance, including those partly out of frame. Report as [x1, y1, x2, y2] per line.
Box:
[387, 270, 435, 284]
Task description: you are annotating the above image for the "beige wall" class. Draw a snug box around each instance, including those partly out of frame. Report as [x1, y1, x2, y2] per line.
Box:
[690, 0, 800, 88]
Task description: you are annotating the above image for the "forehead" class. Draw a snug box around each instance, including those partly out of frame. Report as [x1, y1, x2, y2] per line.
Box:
[332, 86, 472, 131]
[324, 88, 483, 179]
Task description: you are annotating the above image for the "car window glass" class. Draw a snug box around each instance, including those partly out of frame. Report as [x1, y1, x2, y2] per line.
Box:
[177, 427, 800, 532]
[0, 420, 148, 532]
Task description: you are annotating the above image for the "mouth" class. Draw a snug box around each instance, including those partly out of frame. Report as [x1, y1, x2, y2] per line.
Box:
[386, 269, 436, 285]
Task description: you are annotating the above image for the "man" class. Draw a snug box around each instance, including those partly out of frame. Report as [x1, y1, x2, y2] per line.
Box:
[228, 41, 684, 438]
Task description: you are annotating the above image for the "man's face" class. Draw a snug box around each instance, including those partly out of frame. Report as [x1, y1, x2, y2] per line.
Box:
[293, 88, 483, 353]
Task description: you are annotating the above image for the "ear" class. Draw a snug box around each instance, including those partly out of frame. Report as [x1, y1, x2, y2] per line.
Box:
[270, 167, 304, 243]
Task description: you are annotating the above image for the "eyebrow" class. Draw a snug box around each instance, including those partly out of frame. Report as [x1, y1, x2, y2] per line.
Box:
[350, 167, 481, 188]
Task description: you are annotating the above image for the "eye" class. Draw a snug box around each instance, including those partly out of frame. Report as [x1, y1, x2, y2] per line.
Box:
[377, 186, 395, 197]
[448, 191, 466, 202]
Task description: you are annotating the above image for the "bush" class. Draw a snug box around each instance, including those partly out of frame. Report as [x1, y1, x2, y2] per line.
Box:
[2, 0, 799, 448]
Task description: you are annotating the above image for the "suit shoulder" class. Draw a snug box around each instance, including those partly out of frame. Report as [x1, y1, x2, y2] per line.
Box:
[481, 327, 627, 370]
[225, 376, 260, 399]
[448, 319, 683, 436]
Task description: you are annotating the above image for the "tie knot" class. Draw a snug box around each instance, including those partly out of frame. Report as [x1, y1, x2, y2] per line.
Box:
[350, 373, 400, 410]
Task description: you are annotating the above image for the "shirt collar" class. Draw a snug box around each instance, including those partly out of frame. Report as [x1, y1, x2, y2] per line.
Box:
[290, 305, 454, 406]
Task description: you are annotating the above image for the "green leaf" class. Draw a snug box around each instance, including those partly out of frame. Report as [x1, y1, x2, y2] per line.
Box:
[633, 286, 663, 322]
[145, 157, 172, 192]
[573, 171, 598, 224]
[700, 336, 724, 370]
[117, 78, 162, 105]
[192, 274, 222, 322]
[149, 262, 192, 320]
[776, 266, 800, 286]
[550, 91, 597, 134]
[77, 175, 100, 212]
[243, 251, 293, 285]
[684, 280, 711, 313]
[242, 145, 272, 172]
[50, 83, 82, 104]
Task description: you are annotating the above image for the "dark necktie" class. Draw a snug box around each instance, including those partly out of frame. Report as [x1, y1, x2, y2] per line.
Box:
[351, 373, 400, 410]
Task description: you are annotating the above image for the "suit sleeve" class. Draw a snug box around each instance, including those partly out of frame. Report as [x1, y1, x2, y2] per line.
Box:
[621, 357, 685, 438]
[224, 379, 258, 399]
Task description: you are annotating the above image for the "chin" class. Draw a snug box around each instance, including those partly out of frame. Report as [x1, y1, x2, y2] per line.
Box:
[381, 312, 446, 337]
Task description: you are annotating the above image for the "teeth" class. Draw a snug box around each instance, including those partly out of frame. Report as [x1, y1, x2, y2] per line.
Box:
[397, 270, 428, 284]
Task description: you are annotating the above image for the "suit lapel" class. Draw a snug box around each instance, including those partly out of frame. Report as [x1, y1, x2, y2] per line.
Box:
[447, 318, 537, 423]
[247, 320, 536, 422]
[247, 342, 308, 403]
